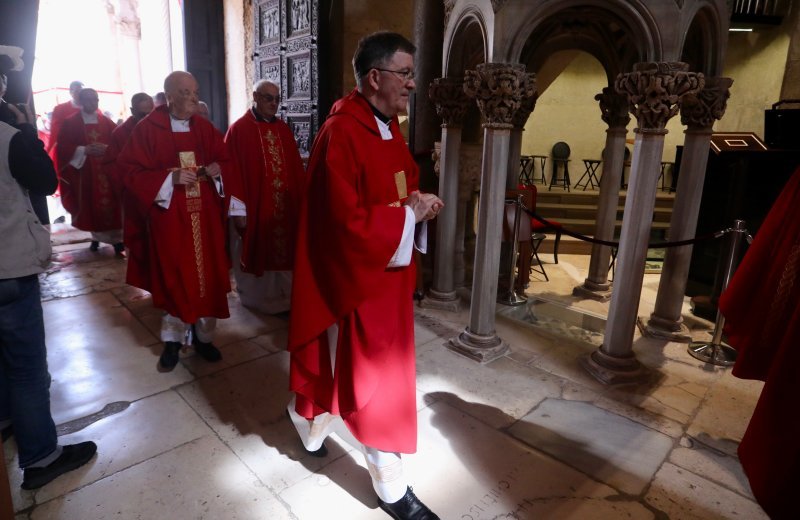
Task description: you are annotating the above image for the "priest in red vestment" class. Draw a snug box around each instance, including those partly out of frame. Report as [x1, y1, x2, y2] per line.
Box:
[718, 165, 800, 520]
[47, 80, 82, 162]
[55, 88, 124, 255]
[105, 92, 154, 194]
[224, 79, 304, 314]
[287, 32, 443, 520]
[117, 71, 242, 372]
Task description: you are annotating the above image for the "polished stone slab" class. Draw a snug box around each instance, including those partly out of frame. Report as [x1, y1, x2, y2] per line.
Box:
[43, 291, 192, 425]
[645, 462, 767, 520]
[29, 435, 291, 520]
[509, 398, 673, 494]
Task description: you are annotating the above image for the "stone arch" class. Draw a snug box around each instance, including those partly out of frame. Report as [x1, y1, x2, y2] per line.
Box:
[503, 0, 661, 83]
[680, 2, 725, 75]
[444, 7, 490, 78]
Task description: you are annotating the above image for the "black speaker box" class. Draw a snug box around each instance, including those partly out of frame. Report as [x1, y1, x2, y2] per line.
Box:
[765, 100, 800, 150]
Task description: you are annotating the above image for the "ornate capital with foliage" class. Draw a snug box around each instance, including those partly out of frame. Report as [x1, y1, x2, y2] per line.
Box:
[615, 62, 704, 133]
[680, 76, 733, 129]
[595, 87, 630, 128]
[464, 63, 535, 130]
[429, 77, 472, 127]
[511, 79, 538, 129]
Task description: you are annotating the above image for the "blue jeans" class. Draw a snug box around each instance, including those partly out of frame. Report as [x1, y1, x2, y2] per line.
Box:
[0, 275, 58, 468]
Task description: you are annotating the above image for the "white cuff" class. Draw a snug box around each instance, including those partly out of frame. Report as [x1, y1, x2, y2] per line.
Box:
[387, 206, 415, 268]
[414, 221, 428, 254]
[155, 172, 174, 209]
[212, 175, 224, 197]
[69, 146, 86, 169]
[229, 196, 246, 216]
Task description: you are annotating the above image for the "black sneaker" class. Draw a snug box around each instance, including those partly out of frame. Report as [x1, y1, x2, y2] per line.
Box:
[193, 337, 222, 363]
[378, 487, 439, 520]
[89, 240, 100, 252]
[21, 441, 97, 490]
[158, 341, 182, 371]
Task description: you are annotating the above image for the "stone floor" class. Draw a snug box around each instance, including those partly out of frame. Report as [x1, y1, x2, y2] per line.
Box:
[5, 223, 767, 519]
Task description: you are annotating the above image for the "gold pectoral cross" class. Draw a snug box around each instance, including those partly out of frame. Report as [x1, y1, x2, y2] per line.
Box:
[87, 129, 100, 143]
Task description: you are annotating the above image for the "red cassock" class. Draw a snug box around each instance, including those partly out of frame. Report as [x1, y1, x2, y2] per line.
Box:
[117, 105, 238, 323]
[55, 111, 120, 231]
[718, 165, 800, 520]
[47, 100, 80, 156]
[104, 115, 138, 197]
[224, 110, 305, 274]
[288, 90, 420, 454]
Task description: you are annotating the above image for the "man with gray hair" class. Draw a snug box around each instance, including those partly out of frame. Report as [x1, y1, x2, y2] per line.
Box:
[224, 79, 304, 314]
[287, 31, 442, 519]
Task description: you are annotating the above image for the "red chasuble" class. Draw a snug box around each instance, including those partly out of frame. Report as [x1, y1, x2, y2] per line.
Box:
[105, 115, 138, 197]
[117, 105, 237, 323]
[288, 90, 420, 454]
[224, 110, 304, 273]
[55, 111, 120, 231]
[47, 100, 80, 156]
[718, 166, 800, 519]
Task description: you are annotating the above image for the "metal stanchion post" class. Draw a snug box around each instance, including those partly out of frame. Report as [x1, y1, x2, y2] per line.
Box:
[498, 195, 528, 306]
[688, 219, 749, 366]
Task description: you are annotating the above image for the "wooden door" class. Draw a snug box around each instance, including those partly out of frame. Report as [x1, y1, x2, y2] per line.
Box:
[253, 0, 334, 158]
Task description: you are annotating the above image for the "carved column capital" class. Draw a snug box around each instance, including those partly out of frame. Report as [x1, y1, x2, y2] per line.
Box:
[595, 87, 630, 129]
[615, 62, 704, 133]
[680, 76, 734, 130]
[429, 77, 471, 127]
[511, 83, 538, 130]
[464, 63, 535, 130]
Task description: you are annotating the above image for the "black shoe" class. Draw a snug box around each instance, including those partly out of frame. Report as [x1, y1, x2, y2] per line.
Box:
[193, 337, 222, 363]
[89, 240, 100, 252]
[21, 441, 97, 490]
[158, 341, 182, 371]
[113, 242, 126, 258]
[53, 216, 66, 224]
[378, 487, 439, 520]
[284, 409, 328, 457]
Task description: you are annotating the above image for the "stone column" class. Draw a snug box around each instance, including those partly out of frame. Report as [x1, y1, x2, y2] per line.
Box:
[582, 62, 703, 384]
[421, 78, 471, 312]
[411, 0, 444, 155]
[448, 63, 534, 363]
[507, 93, 537, 189]
[641, 77, 733, 341]
[574, 88, 630, 301]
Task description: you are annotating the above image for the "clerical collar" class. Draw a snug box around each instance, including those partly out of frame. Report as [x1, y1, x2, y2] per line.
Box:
[81, 111, 98, 124]
[367, 101, 392, 125]
[169, 113, 191, 133]
[251, 107, 276, 123]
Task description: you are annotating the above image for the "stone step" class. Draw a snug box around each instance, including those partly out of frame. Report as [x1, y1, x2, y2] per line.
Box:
[536, 202, 673, 222]
[536, 188, 676, 209]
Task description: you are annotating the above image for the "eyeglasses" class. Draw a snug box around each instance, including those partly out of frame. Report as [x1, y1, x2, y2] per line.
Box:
[375, 68, 415, 81]
[256, 93, 281, 103]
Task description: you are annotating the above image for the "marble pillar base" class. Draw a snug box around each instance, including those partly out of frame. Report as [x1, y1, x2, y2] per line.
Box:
[447, 328, 509, 364]
[580, 348, 647, 385]
[636, 316, 692, 343]
[573, 281, 613, 302]
[420, 289, 461, 312]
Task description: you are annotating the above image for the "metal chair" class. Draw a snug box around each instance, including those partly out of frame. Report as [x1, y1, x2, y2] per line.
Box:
[549, 141, 571, 191]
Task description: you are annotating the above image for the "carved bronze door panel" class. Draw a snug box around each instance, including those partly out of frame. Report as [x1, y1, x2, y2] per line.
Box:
[253, 0, 328, 158]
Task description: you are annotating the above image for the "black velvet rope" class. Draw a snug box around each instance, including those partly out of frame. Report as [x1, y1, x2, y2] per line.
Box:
[521, 206, 731, 248]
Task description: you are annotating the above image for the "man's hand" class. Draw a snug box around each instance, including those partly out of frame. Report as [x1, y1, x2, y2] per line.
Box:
[85, 143, 108, 157]
[205, 162, 222, 179]
[403, 190, 444, 223]
[232, 216, 247, 232]
[172, 168, 198, 185]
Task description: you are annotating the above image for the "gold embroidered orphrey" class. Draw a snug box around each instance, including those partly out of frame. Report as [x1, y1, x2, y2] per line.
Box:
[179, 150, 206, 297]
[260, 126, 289, 264]
[389, 170, 407, 207]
